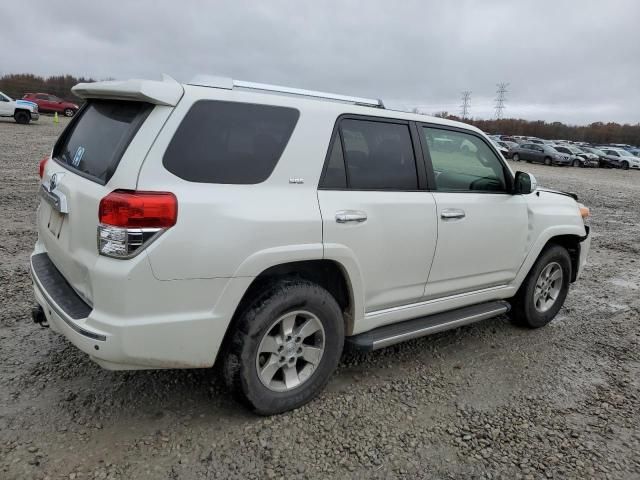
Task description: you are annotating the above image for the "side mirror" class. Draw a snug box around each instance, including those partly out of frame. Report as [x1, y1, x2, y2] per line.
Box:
[514, 171, 537, 195]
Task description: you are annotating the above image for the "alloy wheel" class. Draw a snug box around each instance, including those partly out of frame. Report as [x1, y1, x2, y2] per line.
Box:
[256, 310, 325, 392]
[533, 262, 563, 313]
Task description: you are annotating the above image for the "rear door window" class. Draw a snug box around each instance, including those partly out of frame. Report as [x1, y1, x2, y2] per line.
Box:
[53, 100, 152, 184]
[320, 134, 348, 189]
[163, 100, 299, 184]
[338, 119, 418, 190]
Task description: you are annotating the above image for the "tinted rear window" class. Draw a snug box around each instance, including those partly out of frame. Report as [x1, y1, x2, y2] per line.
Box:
[340, 119, 418, 190]
[53, 100, 151, 184]
[163, 100, 299, 184]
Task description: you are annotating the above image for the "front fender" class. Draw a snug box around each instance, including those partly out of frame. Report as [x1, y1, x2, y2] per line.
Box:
[513, 224, 586, 288]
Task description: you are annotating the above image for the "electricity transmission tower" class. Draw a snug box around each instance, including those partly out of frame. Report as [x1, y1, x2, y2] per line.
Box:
[494, 83, 509, 119]
[460, 91, 471, 120]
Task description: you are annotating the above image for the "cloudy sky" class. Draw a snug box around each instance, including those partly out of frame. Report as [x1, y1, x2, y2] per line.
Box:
[3, 0, 639, 124]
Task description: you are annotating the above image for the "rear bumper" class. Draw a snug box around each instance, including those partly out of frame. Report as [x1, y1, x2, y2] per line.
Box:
[30, 250, 250, 370]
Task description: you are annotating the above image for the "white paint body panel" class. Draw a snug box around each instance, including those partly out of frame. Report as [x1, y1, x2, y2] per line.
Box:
[31, 77, 590, 370]
[425, 192, 529, 298]
[318, 190, 438, 312]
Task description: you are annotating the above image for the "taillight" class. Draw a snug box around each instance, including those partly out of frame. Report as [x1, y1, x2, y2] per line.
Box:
[97, 190, 177, 258]
[39, 157, 48, 179]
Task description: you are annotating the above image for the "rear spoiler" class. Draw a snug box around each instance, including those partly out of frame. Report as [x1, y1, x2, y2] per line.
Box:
[71, 74, 184, 106]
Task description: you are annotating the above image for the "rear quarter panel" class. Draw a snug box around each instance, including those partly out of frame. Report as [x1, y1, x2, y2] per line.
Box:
[137, 86, 340, 280]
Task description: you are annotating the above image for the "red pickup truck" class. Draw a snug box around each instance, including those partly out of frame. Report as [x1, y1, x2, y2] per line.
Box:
[22, 93, 79, 116]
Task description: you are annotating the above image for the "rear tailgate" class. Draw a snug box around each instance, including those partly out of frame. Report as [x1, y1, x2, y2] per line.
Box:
[37, 78, 183, 305]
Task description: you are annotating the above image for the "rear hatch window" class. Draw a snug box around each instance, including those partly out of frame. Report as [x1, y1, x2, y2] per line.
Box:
[53, 100, 152, 184]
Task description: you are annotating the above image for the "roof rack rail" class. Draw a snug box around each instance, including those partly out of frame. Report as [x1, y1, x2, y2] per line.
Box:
[188, 75, 385, 109]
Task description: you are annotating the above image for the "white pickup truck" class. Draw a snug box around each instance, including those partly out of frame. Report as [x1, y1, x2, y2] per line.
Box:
[0, 91, 39, 124]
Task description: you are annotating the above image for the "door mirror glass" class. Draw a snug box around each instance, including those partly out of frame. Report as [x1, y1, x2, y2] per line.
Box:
[514, 171, 537, 194]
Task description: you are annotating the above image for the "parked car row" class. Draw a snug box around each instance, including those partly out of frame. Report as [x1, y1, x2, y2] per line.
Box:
[488, 134, 640, 170]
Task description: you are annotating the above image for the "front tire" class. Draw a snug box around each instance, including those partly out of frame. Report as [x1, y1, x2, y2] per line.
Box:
[14, 111, 30, 124]
[512, 153, 520, 162]
[544, 157, 552, 166]
[63, 108, 75, 117]
[509, 245, 571, 328]
[572, 159, 580, 167]
[223, 280, 344, 415]
[621, 161, 629, 170]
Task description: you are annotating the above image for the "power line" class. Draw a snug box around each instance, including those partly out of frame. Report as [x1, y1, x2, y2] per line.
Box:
[494, 82, 509, 119]
[460, 91, 471, 120]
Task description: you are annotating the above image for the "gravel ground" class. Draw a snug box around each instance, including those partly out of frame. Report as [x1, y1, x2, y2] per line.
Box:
[1, 116, 639, 480]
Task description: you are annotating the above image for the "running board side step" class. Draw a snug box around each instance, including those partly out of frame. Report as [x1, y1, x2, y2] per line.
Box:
[346, 301, 510, 351]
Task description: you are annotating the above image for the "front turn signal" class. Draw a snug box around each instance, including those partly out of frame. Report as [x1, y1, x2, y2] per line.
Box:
[578, 203, 590, 219]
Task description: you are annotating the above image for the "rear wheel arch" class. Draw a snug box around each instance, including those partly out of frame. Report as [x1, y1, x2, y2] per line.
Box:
[230, 259, 355, 336]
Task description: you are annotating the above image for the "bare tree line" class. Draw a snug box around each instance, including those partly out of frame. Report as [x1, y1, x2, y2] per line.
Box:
[0, 73, 96, 103]
[2, 73, 638, 145]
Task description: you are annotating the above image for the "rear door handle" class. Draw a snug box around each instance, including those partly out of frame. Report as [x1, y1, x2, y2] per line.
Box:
[336, 210, 367, 223]
[440, 208, 466, 220]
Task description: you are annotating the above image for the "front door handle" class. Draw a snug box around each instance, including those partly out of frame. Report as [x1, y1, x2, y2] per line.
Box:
[336, 210, 367, 223]
[440, 208, 466, 220]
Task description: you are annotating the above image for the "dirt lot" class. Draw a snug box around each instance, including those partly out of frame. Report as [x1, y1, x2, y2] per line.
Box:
[1, 116, 639, 480]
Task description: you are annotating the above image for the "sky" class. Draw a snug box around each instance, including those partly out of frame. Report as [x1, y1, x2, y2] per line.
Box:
[2, 0, 639, 125]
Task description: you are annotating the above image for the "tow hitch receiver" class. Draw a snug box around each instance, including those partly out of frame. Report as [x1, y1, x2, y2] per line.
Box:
[32, 305, 49, 328]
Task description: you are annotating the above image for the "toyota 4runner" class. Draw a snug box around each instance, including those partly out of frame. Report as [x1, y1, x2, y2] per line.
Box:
[31, 75, 591, 414]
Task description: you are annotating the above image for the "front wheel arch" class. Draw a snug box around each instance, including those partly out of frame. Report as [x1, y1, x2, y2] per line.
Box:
[540, 235, 581, 282]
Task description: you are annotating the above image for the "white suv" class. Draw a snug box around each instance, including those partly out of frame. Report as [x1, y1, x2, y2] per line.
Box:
[31, 75, 590, 414]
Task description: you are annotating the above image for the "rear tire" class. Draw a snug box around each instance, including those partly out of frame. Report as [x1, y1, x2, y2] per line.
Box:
[544, 157, 552, 166]
[14, 111, 30, 124]
[222, 279, 344, 415]
[512, 153, 520, 162]
[509, 245, 571, 328]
